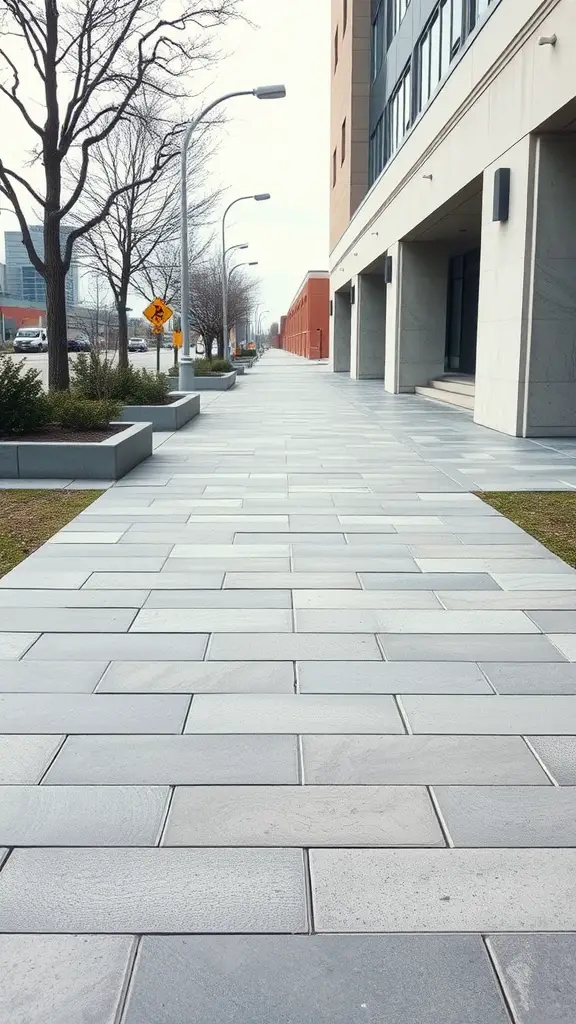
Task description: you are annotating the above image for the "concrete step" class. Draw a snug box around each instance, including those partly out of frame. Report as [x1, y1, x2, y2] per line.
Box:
[429, 376, 476, 397]
[415, 385, 475, 410]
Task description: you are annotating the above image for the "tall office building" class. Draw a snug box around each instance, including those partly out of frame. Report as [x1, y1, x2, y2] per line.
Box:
[4, 225, 79, 308]
[330, 0, 576, 437]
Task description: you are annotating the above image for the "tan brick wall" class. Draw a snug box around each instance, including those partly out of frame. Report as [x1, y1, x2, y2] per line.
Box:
[330, 0, 370, 251]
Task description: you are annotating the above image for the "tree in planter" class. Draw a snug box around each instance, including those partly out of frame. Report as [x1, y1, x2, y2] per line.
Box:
[188, 253, 258, 360]
[0, 0, 241, 390]
[77, 97, 216, 368]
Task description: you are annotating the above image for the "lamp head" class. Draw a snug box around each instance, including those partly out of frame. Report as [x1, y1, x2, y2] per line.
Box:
[254, 85, 287, 100]
[254, 193, 271, 201]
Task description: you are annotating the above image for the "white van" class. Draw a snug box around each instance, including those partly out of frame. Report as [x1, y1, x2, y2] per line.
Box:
[13, 328, 48, 353]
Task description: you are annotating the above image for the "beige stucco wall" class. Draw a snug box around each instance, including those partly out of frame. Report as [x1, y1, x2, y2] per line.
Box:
[330, 0, 371, 250]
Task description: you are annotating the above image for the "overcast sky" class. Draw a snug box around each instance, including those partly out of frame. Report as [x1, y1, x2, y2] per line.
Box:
[0, 0, 331, 329]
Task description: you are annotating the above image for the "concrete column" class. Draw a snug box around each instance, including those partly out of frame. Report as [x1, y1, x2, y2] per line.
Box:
[396, 241, 449, 391]
[350, 273, 386, 380]
[330, 288, 352, 373]
[475, 134, 576, 436]
[384, 242, 400, 393]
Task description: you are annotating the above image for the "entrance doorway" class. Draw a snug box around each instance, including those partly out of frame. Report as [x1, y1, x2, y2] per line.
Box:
[446, 248, 480, 375]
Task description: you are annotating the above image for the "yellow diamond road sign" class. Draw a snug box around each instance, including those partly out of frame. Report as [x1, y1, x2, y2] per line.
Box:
[143, 297, 173, 328]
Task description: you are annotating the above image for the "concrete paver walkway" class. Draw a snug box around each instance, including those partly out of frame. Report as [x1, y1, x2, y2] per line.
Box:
[1, 349, 576, 1020]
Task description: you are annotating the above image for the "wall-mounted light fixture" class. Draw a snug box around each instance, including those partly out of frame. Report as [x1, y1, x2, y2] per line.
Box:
[422, 173, 433, 180]
[538, 34, 557, 46]
[350, 285, 356, 305]
[330, 299, 334, 317]
[384, 255, 393, 284]
[493, 167, 511, 222]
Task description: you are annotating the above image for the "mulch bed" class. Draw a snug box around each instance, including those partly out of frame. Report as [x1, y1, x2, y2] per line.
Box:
[0, 425, 124, 443]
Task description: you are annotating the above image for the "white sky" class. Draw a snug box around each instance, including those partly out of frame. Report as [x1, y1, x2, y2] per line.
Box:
[0, 0, 331, 328]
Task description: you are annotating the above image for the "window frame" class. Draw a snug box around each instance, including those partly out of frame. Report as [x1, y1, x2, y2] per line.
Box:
[385, 62, 412, 164]
[371, 0, 385, 82]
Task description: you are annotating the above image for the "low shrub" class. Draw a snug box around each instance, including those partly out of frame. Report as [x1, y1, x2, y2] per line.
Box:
[48, 393, 121, 431]
[192, 357, 232, 376]
[72, 351, 170, 405]
[168, 365, 179, 377]
[0, 355, 50, 435]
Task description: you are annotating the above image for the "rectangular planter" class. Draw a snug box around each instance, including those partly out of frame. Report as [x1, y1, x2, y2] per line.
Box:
[192, 371, 237, 391]
[120, 392, 200, 431]
[231, 363, 246, 375]
[0, 422, 152, 480]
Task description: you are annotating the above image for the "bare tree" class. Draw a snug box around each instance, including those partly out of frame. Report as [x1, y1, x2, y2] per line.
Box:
[132, 234, 213, 314]
[0, 0, 241, 389]
[77, 97, 217, 367]
[188, 253, 258, 360]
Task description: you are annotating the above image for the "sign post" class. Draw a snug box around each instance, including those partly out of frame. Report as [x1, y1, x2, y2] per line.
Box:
[143, 298, 174, 378]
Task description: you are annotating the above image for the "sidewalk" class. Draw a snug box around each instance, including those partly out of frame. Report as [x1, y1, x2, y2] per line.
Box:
[1, 348, 576, 1021]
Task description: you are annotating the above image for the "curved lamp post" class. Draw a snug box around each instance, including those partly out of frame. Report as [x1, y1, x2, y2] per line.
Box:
[221, 194, 270, 361]
[179, 85, 286, 390]
[228, 262, 258, 354]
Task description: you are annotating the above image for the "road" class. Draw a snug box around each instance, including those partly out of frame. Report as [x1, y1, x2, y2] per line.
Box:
[9, 348, 179, 388]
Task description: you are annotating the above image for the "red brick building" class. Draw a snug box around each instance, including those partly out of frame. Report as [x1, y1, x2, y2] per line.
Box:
[280, 272, 329, 359]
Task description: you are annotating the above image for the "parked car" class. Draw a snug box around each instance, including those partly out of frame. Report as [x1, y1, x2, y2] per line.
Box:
[128, 337, 148, 352]
[13, 328, 48, 353]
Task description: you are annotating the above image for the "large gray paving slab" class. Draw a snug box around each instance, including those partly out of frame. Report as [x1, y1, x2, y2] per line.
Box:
[292, 555, 420, 572]
[0, 934, 135, 1024]
[144, 589, 291, 608]
[0, 589, 150, 608]
[44, 734, 299, 784]
[543, 633, 576, 661]
[528, 610, 576, 631]
[24, 632, 209, 661]
[0, 693, 189, 733]
[0, 785, 169, 845]
[297, 609, 537, 633]
[481, 662, 576, 694]
[492, 573, 576, 590]
[292, 589, 442, 609]
[131, 608, 293, 632]
[165, 557, 292, 573]
[0, 736, 64, 783]
[36, 542, 174, 557]
[207, 632, 382, 661]
[98, 660, 295, 693]
[186, 693, 404, 734]
[310, 848, 576, 931]
[487, 933, 576, 1024]
[225, 572, 361, 589]
[402, 695, 576, 734]
[0, 848, 308, 932]
[0, 633, 40, 659]
[0, 607, 136, 632]
[0, 570, 91, 589]
[379, 633, 565, 661]
[163, 785, 444, 847]
[528, 737, 576, 784]
[360, 572, 500, 590]
[84, 572, 224, 590]
[19, 556, 168, 572]
[0, 661, 107, 692]
[302, 735, 549, 784]
[122, 934, 511, 1024]
[297, 661, 491, 694]
[437, 590, 576, 609]
[435, 786, 576, 846]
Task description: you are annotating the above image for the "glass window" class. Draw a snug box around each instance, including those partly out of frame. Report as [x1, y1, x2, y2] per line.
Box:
[386, 64, 412, 163]
[369, 115, 385, 186]
[372, 1, 385, 81]
[402, 67, 412, 133]
[389, 0, 411, 38]
[471, 0, 491, 28]
[440, 0, 451, 76]
[21, 266, 45, 303]
[430, 12, 441, 93]
[419, 31, 430, 110]
[451, 0, 463, 51]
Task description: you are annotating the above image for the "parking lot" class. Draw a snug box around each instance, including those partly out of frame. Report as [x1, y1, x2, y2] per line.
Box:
[9, 347, 178, 388]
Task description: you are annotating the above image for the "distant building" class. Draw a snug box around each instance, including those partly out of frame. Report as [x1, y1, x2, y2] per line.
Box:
[0, 298, 46, 339]
[4, 226, 79, 308]
[280, 272, 329, 359]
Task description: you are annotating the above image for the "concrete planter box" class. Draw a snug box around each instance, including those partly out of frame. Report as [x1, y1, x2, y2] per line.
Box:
[235, 357, 256, 368]
[231, 363, 246, 375]
[0, 421, 152, 480]
[192, 371, 237, 391]
[120, 392, 200, 431]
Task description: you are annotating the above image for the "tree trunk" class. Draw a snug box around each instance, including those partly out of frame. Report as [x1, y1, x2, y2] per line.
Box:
[216, 331, 224, 360]
[45, 262, 69, 392]
[117, 302, 129, 368]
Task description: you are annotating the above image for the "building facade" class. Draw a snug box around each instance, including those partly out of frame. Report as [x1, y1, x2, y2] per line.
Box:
[4, 226, 79, 309]
[281, 272, 330, 359]
[330, 0, 576, 436]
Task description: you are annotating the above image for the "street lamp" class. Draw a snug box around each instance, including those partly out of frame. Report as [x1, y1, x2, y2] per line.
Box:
[179, 85, 286, 390]
[228, 263, 258, 354]
[221, 194, 270, 361]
